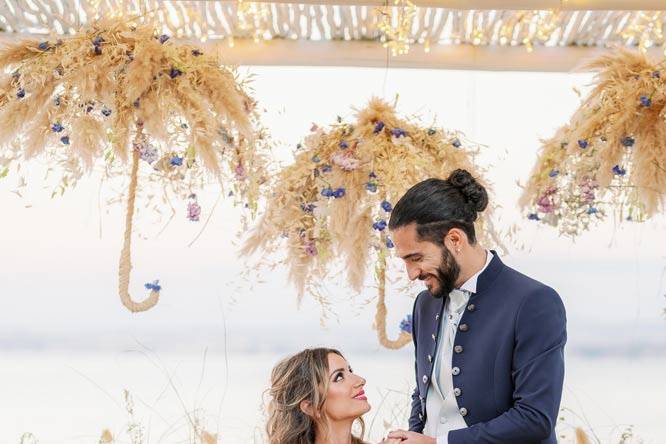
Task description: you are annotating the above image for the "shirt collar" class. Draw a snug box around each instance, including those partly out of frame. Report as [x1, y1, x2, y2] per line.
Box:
[458, 250, 493, 294]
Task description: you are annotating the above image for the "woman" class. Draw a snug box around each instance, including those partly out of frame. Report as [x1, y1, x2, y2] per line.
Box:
[266, 348, 401, 444]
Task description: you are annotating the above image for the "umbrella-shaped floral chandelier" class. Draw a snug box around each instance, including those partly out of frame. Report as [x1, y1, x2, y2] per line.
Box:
[521, 50, 666, 237]
[0, 18, 268, 312]
[242, 98, 501, 349]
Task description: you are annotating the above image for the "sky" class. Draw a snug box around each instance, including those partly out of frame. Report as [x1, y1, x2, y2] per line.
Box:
[0, 65, 665, 357]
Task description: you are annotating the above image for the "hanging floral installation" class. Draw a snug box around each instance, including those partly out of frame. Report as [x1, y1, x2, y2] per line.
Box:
[520, 50, 666, 237]
[0, 17, 269, 312]
[242, 98, 502, 349]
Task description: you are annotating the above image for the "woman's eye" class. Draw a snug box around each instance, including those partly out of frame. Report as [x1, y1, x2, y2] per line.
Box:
[334, 372, 344, 382]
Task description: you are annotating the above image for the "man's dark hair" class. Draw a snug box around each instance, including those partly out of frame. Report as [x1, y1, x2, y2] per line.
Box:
[388, 169, 488, 245]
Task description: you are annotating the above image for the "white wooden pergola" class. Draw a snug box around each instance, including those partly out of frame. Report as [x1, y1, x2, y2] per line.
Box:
[1, 0, 665, 71]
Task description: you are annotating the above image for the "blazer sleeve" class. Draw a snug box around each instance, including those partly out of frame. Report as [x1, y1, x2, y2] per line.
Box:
[448, 286, 567, 444]
[408, 295, 425, 432]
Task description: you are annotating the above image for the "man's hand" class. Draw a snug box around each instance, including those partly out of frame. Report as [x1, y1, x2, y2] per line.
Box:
[378, 438, 403, 444]
[387, 430, 436, 444]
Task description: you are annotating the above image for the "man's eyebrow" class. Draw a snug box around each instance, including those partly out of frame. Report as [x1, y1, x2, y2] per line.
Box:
[400, 252, 421, 260]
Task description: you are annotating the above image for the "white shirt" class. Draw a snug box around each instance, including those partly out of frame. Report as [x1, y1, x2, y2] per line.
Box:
[424, 250, 493, 444]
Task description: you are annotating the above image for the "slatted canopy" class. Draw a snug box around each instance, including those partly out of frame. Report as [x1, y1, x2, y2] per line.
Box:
[1, 0, 666, 71]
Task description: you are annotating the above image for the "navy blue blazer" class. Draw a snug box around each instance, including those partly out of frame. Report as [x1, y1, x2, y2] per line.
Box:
[408, 252, 566, 444]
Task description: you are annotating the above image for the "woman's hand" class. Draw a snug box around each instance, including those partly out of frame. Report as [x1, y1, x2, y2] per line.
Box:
[387, 430, 435, 444]
[379, 438, 403, 444]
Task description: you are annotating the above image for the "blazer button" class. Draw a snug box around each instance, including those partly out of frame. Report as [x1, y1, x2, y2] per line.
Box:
[451, 366, 460, 376]
[454, 345, 463, 354]
[431, 333, 436, 341]
[427, 354, 432, 362]
[459, 323, 469, 332]
[419, 413, 424, 420]
[435, 313, 440, 320]
[454, 387, 461, 397]
[459, 407, 468, 417]
[423, 375, 428, 384]
[467, 303, 476, 311]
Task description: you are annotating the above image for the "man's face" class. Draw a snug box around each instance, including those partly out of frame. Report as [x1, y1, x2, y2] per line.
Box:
[391, 223, 460, 298]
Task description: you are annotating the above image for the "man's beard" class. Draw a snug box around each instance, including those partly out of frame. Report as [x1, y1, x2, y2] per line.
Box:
[422, 247, 461, 299]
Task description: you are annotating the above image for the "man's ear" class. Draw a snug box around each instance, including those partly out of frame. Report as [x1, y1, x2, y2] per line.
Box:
[300, 400, 314, 417]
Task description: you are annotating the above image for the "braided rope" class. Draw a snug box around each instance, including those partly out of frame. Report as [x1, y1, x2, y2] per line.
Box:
[375, 253, 412, 349]
[118, 129, 159, 313]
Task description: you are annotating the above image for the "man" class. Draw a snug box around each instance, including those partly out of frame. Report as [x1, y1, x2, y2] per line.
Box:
[387, 169, 566, 444]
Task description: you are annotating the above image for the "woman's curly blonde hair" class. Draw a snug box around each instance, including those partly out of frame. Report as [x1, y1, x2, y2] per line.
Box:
[266, 348, 366, 444]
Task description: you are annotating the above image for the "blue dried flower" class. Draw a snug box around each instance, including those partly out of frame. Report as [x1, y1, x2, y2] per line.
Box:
[86, 105, 93, 113]
[93, 36, 105, 45]
[312, 155, 321, 163]
[621, 136, 635, 147]
[549, 169, 559, 178]
[372, 220, 387, 231]
[144, 280, 162, 292]
[386, 237, 395, 249]
[313, 168, 320, 177]
[60, 135, 70, 145]
[38, 41, 49, 50]
[169, 67, 183, 79]
[339, 141, 349, 149]
[366, 182, 377, 193]
[381, 200, 392, 212]
[170, 156, 183, 166]
[321, 164, 332, 173]
[612, 165, 626, 176]
[577, 139, 588, 149]
[51, 122, 64, 133]
[159, 34, 170, 44]
[333, 187, 346, 198]
[527, 213, 540, 221]
[640, 95, 651, 107]
[101, 108, 112, 117]
[321, 187, 334, 197]
[587, 207, 598, 215]
[373, 121, 385, 134]
[16, 88, 25, 99]
[399, 314, 412, 334]
[452, 138, 461, 148]
[94, 45, 102, 55]
[391, 128, 407, 138]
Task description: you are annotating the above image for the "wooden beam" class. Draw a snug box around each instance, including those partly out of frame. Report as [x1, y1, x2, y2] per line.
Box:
[245, 0, 666, 10]
[211, 39, 656, 72]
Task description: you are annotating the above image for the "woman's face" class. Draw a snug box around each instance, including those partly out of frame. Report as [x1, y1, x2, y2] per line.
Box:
[323, 352, 370, 421]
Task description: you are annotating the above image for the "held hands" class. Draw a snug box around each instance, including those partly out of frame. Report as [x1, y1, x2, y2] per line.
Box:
[385, 430, 436, 444]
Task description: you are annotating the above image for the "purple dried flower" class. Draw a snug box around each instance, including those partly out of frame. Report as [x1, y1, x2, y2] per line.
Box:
[381, 200, 392, 212]
[333, 187, 346, 198]
[304, 241, 318, 257]
[652, 71, 660, 79]
[621, 136, 635, 147]
[339, 140, 349, 149]
[369, 171, 377, 179]
[640, 95, 651, 107]
[312, 155, 321, 163]
[527, 213, 540, 221]
[386, 237, 395, 248]
[549, 169, 559, 178]
[300, 203, 316, 213]
[235, 164, 247, 180]
[321, 187, 334, 197]
[321, 164, 332, 173]
[452, 138, 461, 148]
[373, 121, 385, 134]
[38, 41, 50, 51]
[92, 36, 105, 45]
[16, 88, 25, 99]
[612, 165, 626, 176]
[192, 49, 203, 56]
[159, 34, 170, 44]
[94, 45, 102, 55]
[391, 128, 407, 138]
[170, 156, 183, 166]
[187, 201, 201, 221]
[60, 135, 70, 145]
[51, 122, 64, 133]
[577, 139, 588, 149]
[366, 182, 377, 193]
[133, 98, 140, 108]
[169, 67, 183, 79]
[101, 108, 112, 117]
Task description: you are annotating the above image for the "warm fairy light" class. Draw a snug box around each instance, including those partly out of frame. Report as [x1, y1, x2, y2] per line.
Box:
[424, 39, 430, 53]
[236, 0, 270, 44]
[621, 11, 664, 55]
[376, 0, 417, 57]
